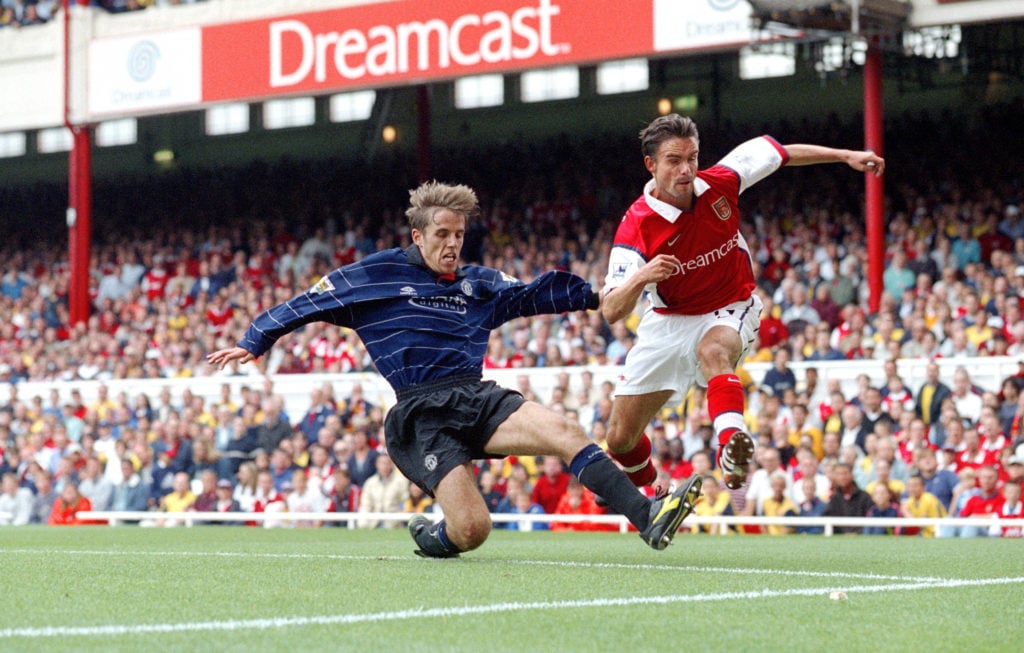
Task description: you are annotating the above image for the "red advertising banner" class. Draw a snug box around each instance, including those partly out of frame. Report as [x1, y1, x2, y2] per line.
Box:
[201, 0, 654, 102]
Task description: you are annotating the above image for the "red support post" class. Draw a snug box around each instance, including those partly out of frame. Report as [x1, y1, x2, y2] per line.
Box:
[65, 0, 93, 327]
[68, 126, 93, 327]
[863, 43, 885, 314]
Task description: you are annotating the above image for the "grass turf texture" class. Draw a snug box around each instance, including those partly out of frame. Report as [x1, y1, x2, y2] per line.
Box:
[1, 526, 1022, 652]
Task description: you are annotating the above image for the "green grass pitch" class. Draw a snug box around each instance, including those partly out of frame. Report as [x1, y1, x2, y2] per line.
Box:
[1, 526, 1022, 652]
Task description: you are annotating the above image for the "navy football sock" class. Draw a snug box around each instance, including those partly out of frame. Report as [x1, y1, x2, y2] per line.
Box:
[435, 521, 457, 552]
[412, 519, 462, 558]
[571, 444, 651, 530]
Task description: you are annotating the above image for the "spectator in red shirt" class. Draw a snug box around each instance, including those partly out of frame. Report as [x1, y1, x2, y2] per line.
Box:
[530, 455, 570, 515]
[204, 293, 234, 337]
[47, 482, 96, 526]
[977, 407, 1009, 455]
[551, 477, 615, 532]
[326, 466, 362, 528]
[660, 437, 692, 481]
[762, 246, 791, 291]
[955, 428, 996, 473]
[141, 259, 170, 303]
[242, 253, 270, 291]
[757, 294, 789, 350]
[251, 469, 286, 528]
[958, 465, 1005, 537]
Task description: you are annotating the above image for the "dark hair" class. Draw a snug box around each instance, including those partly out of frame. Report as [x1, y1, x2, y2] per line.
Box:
[639, 114, 699, 159]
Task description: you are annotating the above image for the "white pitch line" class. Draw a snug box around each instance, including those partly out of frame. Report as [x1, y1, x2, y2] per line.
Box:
[1, 548, 942, 583]
[2, 576, 1022, 640]
[501, 559, 943, 583]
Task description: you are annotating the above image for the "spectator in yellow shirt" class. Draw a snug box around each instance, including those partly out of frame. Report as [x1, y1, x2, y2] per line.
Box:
[788, 403, 824, 460]
[901, 473, 947, 537]
[865, 458, 906, 499]
[158, 471, 196, 526]
[691, 476, 735, 535]
[88, 383, 119, 423]
[963, 307, 994, 349]
[762, 471, 798, 535]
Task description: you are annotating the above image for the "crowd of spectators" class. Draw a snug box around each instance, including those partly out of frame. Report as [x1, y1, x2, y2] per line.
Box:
[1, 100, 1023, 536]
[0, 0, 210, 29]
[0, 1, 58, 28]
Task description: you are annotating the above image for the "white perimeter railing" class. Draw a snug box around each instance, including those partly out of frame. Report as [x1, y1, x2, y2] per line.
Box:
[74, 511, 1024, 538]
[10, 356, 1024, 428]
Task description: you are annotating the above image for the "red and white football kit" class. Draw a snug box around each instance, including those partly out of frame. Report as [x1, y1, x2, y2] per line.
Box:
[605, 135, 787, 398]
[604, 136, 788, 486]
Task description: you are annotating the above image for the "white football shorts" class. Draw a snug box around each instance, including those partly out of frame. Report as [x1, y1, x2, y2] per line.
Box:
[614, 294, 763, 405]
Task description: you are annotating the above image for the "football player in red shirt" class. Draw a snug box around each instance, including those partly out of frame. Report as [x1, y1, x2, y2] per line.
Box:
[601, 114, 884, 491]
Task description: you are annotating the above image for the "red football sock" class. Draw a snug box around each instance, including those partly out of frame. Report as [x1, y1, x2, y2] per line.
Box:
[609, 433, 655, 487]
[625, 463, 657, 487]
[707, 373, 746, 448]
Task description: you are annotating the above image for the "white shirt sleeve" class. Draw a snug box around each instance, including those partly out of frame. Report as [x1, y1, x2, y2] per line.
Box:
[717, 137, 786, 195]
[603, 245, 648, 295]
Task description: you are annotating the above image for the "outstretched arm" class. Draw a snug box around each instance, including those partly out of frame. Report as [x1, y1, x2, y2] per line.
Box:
[490, 269, 599, 325]
[783, 144, 885, 177]
[206, 346, 256, 370]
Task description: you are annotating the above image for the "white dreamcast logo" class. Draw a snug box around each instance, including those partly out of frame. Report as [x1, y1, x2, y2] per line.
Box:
[127, 40, 160, 82]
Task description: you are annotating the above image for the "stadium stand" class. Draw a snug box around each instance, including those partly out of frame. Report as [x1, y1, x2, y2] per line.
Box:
[0, 1, 213, 29]
[1, 93, 1023, 535]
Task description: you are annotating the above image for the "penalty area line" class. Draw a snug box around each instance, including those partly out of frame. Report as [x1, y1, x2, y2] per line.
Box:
[2, 576, 1023, 640]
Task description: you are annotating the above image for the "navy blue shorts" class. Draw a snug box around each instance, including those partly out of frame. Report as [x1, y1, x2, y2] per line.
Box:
[385, 375, 525, 495]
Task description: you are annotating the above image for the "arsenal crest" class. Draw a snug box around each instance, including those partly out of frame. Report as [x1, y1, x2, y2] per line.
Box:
[712, 196, 732, 220]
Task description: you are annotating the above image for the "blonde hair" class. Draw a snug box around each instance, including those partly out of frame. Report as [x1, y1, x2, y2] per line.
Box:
[405, 180, 479, 232]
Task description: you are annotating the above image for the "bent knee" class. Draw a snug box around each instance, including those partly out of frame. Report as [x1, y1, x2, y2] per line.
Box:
[605, 418, 642, 454]
[606, 428, 635, 454]
[449, 514, 492, 551]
